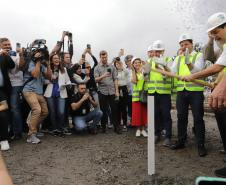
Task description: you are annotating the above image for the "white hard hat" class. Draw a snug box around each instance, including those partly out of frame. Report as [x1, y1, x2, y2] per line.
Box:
[178, 33, 193, 43]
[147, 45, 154, 52]
[152, 40, 165, 51]
[207, 12, 226, 32]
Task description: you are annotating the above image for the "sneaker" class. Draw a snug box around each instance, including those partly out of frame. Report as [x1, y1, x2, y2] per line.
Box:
[136, 129, 141, 137]
[161, 130, 166, 137]
[36, 132, 44, 138]
[215, 167, 226, 178]
[27, 134, 41, 144]
[122, 125, 128, 132]
[141, 129, 148, 137]
[0, 140, 10, 151]
[107, 124, 113, 129]
[198, 144, 207, 157]
[63, 128, 72, 136]
[163, 138, 171, 147]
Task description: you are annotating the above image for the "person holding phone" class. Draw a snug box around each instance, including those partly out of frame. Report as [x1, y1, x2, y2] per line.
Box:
[0, 38, 15, 150]
[44, 54, 71, 137]
[94, 50, 121, 134]
[70, 83, 102, 134]
[7, 41, 26, 140]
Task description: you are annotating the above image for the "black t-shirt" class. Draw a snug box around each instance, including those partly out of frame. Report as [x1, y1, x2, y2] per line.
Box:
[70, 93, 94, 116]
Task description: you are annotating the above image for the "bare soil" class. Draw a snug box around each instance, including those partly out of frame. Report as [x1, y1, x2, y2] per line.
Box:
[2, 111, 225, 185]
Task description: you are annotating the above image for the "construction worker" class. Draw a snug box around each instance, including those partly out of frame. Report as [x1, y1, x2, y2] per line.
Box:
[181, 12, 226, 176]
[147, 45, 155, 61]
[170, 33, 207, 157]
[144, 40, 172, 147]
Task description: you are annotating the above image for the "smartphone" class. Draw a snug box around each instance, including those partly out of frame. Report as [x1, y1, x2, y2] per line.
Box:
[107, 68, 111, 73]
[196, 176, 226, 185]
[16, 43, 21, 49]
[87, 44, 91, 49]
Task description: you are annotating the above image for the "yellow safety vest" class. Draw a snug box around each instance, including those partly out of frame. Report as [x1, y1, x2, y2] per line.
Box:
[176, 52, 204, 92]
[132, 73, 144, 102]
[147, 60, 171, 94]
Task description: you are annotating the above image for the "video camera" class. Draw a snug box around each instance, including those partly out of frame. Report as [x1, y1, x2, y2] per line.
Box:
[22, 39, 49, 64]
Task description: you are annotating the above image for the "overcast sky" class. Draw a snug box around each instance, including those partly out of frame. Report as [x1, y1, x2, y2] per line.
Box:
[0, 0, 225, 63]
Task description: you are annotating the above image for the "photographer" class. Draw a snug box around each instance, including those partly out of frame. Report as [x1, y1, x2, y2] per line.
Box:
[22, 45, 52, 144]
[70, 83, 102, 134]
[0, 38, 15, 150]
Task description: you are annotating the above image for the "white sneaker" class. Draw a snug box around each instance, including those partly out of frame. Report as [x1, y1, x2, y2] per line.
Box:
[1, 140, 10, 151]
[135, 129, 141, 137]
[27, 134, 41, 144]
[141, 129, 148, 137]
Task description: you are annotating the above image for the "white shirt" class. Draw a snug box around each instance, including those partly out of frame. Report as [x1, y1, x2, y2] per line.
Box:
[170, 51, 205, 74]
[44, 68, 71, 98]
[216, 45, 226, 66]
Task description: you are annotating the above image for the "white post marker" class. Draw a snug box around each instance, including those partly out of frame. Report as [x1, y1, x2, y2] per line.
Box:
[148, 96, 155, 175]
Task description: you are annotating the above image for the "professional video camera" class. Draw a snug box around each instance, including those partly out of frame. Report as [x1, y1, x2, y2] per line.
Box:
[22, 39, 49, 64]
[31, 39, 49, 63]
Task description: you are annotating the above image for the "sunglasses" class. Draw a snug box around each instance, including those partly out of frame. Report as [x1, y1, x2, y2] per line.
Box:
[85, 66, 91, 69]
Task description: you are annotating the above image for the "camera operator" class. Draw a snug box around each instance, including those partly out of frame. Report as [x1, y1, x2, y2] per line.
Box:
[70, 83, 102, 134]
[22, 47, 52, 144]
[0, 38, 15, 150]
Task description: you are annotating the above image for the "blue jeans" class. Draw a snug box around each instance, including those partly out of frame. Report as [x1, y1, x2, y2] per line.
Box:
[46, 97, 65, 130]
[10, 86, 23, 135]
[73, 109, 103, 131]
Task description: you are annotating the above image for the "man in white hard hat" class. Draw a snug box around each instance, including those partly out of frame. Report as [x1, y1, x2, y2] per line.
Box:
[144, 40, 172, 147]
[181, 12, 226, 176]
[170, 33, 207, 157]
[147, 45, 155, 60]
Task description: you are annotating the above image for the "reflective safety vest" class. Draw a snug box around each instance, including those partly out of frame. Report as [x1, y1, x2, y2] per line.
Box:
[147, 60, 171, 94]
[176, 52, 204, 92]
[132, 73, 144, 102]
[164, 56, 172, 63]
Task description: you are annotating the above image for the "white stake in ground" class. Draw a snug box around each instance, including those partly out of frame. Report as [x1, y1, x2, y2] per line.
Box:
[148, 96, 155, 175]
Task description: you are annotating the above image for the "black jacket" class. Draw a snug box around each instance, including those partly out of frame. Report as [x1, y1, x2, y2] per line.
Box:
[0, 55, 15, 95]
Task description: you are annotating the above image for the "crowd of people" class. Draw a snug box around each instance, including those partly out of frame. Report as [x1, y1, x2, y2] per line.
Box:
[0, 12, 226, 178]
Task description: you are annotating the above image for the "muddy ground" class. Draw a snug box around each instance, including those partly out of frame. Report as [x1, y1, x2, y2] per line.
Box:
[2, 110, 225, 185]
